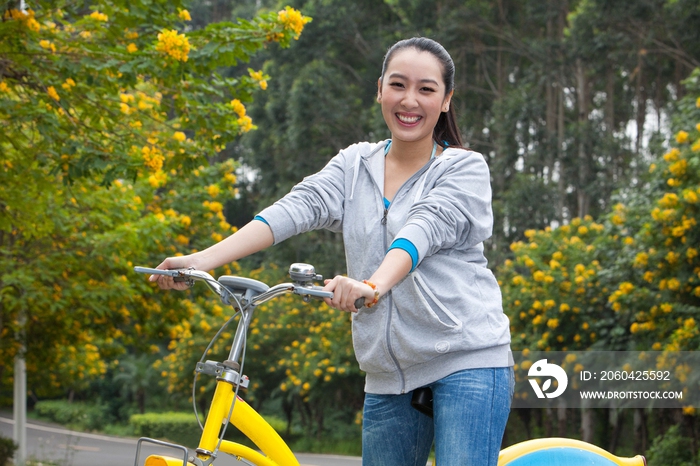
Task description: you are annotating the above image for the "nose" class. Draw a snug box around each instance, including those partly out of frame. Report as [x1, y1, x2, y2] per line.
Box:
[400, 87, 418, 109]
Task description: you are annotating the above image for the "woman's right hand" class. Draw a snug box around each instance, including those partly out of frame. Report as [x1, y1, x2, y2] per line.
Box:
[150, 255, 199, 290]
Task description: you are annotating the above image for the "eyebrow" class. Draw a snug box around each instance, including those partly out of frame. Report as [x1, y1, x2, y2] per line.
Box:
[387, 72, 440, 86]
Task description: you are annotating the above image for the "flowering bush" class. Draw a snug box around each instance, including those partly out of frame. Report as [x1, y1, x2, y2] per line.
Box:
[499, 69, 700, 354]
[0, 1, 311, 397]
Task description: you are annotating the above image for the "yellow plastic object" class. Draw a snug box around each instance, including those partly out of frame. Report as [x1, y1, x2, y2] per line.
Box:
[498, 437, 647, 466]
[144, 455, 196, 466]
[197, 380, 299, 466]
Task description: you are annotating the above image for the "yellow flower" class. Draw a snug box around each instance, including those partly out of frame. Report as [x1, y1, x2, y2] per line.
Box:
[47, 86, 60, 101]
[89, 11, 108, 21]
[173, 131, 186, 142]
[39, 40, 56, 52]
[80, 30, 92, 39]
[0, 81, 8, 93]
[207, 184, 220, 197]
[560, 303, 570, 312]
[6, 9, 41, 31]
[277, 6, 311, 39]
[663, 148, 680, 162]
[178, 9, 191, 21]
[611, 214, 624, 225]
[148, 170, 167, 188]
[675, 130, 689, 144]
[669, 159, 687, 177]
[667, 278, 680, 291]
[259, 80, 268, 90]
[61, 78, 76, 90]
[208, 201, 224, 213]
[237, 115, 254, 132]
[659, 192, 679, 208]
[141, 145, 164, 171]
[683, 189, 698, 203]
[634, 252, 648, 267]
[127, 43, 138, 53]
[230, 99, 246, 118]
[156, 29, 191, 62]
[546, 318, 559, 329]
[697, 97, 700, 108]
[532, 271, 545, 282]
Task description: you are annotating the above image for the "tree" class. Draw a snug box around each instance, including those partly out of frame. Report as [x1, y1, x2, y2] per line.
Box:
[0, 0, 311, 396]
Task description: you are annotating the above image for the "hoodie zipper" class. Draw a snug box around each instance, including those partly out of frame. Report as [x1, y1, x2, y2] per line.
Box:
[371, 157, 435, 394]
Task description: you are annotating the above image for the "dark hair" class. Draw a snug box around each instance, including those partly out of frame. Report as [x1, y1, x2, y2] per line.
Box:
[380, 37, 465, 149]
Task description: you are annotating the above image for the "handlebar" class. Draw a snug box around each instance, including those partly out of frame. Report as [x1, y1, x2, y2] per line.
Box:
[133, 265, 366, 310]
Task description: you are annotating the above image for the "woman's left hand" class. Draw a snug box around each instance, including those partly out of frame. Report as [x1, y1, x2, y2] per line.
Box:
[322, 276, 376, 313]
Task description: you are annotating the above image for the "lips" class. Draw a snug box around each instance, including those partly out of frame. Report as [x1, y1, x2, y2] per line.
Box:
[396, 113, 422, 125]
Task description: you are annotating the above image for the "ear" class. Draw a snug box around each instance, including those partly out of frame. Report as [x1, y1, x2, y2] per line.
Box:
[376, 77, 382, 102]
[442, 89, 454, 112]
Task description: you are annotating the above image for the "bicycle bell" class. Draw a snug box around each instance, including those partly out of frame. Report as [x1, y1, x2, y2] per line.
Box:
[289, 263, 323, 284]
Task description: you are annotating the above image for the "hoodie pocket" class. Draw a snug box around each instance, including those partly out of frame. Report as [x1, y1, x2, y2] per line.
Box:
[388, 272, 465, 368]
[352, 307, 397, 374]
[413, 272, 462, 329]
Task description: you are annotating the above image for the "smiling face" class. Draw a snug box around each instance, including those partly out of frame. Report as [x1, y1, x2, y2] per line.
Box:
[378, 48, 453, 147]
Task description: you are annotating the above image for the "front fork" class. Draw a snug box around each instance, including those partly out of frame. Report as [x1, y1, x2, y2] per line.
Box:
[196, 380, 299, 466]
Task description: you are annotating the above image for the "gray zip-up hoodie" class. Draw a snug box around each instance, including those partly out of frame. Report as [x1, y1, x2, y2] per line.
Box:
[258, 140, 511, 394]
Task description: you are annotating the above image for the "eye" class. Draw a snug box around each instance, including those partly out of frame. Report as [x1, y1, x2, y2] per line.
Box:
[420, 86, 436, 92]
[389, 82, 405, 88]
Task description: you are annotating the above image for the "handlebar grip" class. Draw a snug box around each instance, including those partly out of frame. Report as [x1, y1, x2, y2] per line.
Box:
[134, 266, 192, 284]
[355, 297, 366, 310]
[134, 266, 177, 276]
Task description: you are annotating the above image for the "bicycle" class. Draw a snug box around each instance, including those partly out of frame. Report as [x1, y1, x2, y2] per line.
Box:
[133, 263, 364, 466]
[132, 264, 648, 466]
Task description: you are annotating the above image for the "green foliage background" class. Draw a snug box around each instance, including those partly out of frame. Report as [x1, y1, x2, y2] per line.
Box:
[1, 0, 700, 459]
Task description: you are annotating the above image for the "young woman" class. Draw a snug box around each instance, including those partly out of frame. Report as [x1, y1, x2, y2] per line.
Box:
[152, 37, 513, 466]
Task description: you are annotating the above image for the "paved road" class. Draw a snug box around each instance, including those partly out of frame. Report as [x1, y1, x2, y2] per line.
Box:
[0, 415, 362, 466]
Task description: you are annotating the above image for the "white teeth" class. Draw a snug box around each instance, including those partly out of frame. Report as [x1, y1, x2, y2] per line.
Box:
[397, 114, 421, 123]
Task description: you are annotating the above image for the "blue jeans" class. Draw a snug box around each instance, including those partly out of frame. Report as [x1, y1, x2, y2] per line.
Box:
[362, 367, 513, 466]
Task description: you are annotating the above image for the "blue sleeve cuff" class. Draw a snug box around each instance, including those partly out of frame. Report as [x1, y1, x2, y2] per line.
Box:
[388, 238, 419, 272]
[254, 215, 269, 225]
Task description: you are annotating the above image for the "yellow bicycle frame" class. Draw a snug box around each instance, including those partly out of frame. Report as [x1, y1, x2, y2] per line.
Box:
[145, 379, 298, 466]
